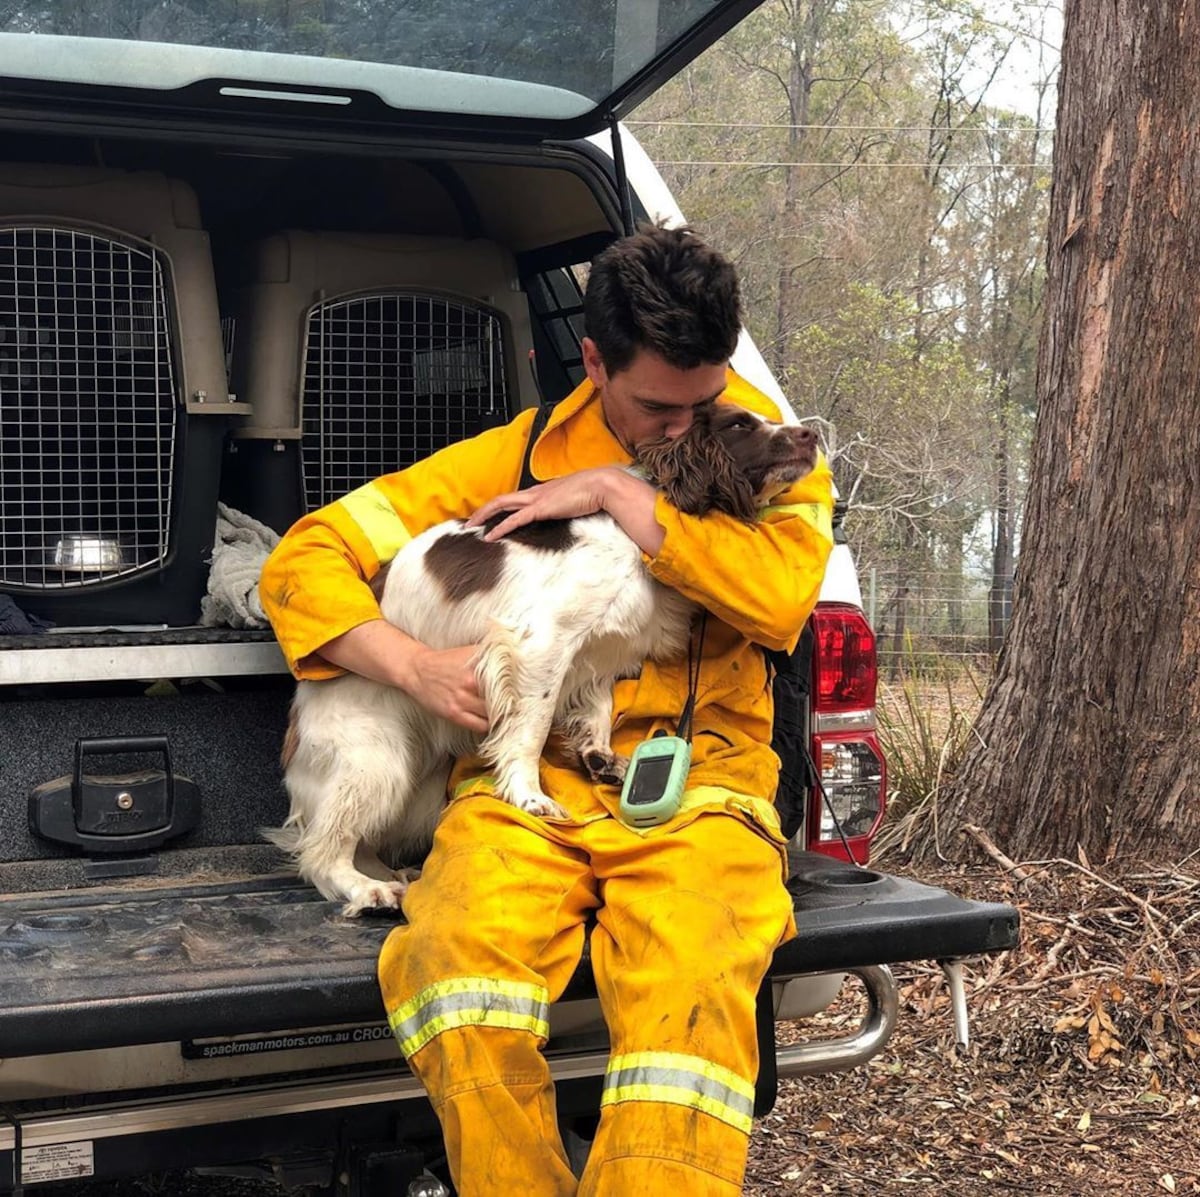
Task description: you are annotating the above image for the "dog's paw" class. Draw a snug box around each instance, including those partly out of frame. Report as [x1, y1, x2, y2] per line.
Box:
[340, 878, 410, 918]
[581, 748, 629, 787]
[512, 791, 569, 820]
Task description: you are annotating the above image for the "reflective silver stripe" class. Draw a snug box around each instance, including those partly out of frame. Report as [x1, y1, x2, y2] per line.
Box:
[600, 1052, 756, 1133]
[387, 979, 550, 1057]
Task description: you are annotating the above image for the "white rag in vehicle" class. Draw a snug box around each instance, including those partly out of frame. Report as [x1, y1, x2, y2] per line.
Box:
[199, 503, 281, 629]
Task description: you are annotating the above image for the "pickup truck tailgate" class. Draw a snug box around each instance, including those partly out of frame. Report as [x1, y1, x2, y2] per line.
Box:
[0, 856, 1017, 1058]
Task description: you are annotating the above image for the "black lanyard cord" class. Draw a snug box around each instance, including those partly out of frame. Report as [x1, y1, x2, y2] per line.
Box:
[676, 611, 708, 743]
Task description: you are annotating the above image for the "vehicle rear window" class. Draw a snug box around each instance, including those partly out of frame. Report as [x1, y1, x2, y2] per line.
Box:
[4, 0, 723, 121]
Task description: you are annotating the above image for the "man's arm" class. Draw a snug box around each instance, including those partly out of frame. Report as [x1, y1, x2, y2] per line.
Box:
[646, 454, 835, 651]
[467, 456, 835, 653]
[260, 410, 541, 719]
[319, 622, 488, 734]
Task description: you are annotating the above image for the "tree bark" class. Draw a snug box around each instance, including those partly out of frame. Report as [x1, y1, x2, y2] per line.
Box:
[917, 0, 1200, 865]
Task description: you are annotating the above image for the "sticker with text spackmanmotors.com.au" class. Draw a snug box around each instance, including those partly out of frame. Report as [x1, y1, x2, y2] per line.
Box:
[182, 1022, 393, 1059]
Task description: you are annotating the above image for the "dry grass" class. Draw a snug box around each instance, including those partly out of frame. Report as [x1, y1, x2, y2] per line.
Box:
[872, 659, 988, 859]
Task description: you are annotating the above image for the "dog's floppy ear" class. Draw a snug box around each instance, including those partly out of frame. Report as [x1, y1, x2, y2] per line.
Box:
[635, 418, 759, 521]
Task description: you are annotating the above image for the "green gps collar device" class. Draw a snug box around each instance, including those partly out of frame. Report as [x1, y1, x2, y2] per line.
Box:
[618, 613, 707, 828]
[618, 734, 692, 827]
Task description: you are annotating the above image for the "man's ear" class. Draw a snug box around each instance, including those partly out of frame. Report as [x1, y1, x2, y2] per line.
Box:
[581, 337, 608, 390]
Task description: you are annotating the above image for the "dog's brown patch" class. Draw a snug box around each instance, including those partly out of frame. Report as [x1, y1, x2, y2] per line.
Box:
[425, 531, 507, 601]
[482, 514, 579, 552]
[280, 711, 299, 770]
[424, 517, 580, 603]
[368, 562, 392, 603]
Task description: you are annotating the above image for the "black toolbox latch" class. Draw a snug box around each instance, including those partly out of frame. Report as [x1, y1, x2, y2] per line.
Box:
[28, 736, 201, 853]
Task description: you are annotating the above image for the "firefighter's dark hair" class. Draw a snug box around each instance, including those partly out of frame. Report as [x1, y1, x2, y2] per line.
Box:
[583, 223, 742, 374]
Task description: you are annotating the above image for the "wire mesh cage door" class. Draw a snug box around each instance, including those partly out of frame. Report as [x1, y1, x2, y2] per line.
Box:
[299, 291, 510, 511]
[0, 224, 178, 590]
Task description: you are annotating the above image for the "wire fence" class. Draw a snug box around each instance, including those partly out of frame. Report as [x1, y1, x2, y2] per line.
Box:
[861, 567, 1012, 680]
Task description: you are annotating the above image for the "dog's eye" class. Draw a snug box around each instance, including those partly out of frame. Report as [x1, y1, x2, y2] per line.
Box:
[726, 417, 754, 430]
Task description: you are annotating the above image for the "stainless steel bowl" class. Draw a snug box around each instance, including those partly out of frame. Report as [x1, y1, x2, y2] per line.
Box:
[51, 535, 127, 572]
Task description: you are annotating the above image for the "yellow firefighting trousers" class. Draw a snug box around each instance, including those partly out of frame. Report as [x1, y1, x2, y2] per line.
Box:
[377, 795, 796, 1196]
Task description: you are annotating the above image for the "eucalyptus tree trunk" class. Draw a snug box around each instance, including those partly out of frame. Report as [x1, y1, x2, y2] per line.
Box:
[921, 0, 1200, 864]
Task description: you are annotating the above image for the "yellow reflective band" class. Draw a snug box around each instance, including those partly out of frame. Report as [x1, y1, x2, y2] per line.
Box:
[397, 1008, 549, 1058]
[337, 482, 412, 564]
[615, 785, 779, 838]
[763, 500, 833, 545]
[676, 784, 741, 820]
[672, 785, 779, 830]
[387, 976, 550, 1058]
[602, 1050, 756, 1134]
[600, 1083, 753, 1135]
[391, 976, 547, 1027]
[606, 1051, 756, 1102]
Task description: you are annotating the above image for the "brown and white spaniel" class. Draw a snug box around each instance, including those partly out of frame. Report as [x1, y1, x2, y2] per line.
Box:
[267, 403, 818, 914]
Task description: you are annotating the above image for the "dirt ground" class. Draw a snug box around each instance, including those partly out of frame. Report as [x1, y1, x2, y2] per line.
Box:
[744, 856, 1200, 1196]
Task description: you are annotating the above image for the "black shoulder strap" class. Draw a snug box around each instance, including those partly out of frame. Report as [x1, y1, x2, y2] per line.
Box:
[766, 631, 815, 842]
[518, 401, 554, 491]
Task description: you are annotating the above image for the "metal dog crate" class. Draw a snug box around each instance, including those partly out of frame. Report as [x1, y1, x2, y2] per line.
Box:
[227, 231, 535, 532]
[0, 164, 240, 627]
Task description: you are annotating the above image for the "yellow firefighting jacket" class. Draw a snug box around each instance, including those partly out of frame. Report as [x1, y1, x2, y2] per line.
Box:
[259, 370, 834, 832]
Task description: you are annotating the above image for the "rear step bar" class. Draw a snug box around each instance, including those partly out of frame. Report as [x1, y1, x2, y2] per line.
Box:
[0, 1051, 612, 1157]
[776, 964, 897, 1077]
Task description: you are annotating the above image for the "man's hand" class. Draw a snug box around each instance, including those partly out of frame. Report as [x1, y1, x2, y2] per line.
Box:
[404, 643, 489, 734]
[318, 621, 489, 735]
[467, 468, 620, 541]
[467, 468, 666, 555]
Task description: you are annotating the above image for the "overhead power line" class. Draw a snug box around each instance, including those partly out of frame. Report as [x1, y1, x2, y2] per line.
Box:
[626, 120, 1055, 133]
[648, 159, 1051, 169]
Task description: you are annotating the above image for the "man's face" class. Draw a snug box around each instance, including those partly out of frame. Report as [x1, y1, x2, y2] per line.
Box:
[582, 337, 728, 454]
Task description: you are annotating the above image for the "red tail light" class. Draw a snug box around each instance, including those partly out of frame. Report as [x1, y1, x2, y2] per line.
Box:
[813, 604, 878, 712]
[808, 604, 886, 863]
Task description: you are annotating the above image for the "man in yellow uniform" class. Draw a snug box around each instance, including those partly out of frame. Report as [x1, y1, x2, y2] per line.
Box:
[260, 224, 834, 1196]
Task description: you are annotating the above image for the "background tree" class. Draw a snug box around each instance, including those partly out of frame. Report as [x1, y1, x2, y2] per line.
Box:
[788, 283, 991, 670]
[634, 0, 1054, 658]
[918, 0, 1200, 863]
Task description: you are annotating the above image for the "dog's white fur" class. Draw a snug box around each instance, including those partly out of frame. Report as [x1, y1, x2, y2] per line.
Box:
[268, 405, 816, 914]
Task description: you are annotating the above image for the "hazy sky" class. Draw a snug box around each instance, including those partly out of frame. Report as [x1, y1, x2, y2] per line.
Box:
[973, 1, 1063, 118]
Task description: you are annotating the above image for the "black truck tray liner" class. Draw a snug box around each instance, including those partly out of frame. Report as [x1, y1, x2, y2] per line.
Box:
[0, 856, 1018, 1058]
